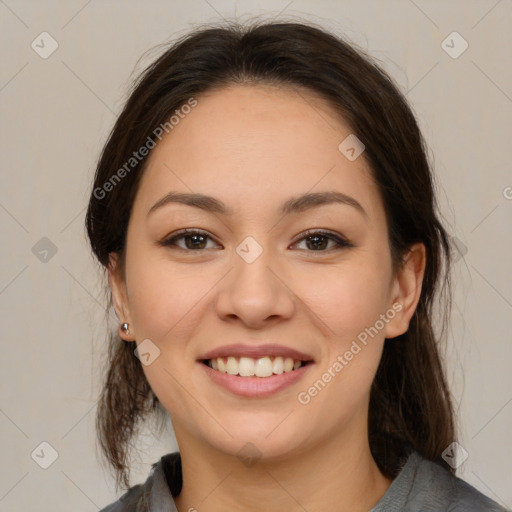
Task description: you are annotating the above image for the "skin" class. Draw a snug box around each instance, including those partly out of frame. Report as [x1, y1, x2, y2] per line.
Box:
[109, 84, 426, 512]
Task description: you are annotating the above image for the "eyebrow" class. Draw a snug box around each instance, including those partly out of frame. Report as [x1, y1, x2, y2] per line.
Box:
[147, 190, 367, 218]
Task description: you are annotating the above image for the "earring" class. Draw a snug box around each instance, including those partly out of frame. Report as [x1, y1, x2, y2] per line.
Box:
[121, 323, 130, 335]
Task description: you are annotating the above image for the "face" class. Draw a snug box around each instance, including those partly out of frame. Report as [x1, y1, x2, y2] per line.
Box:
[109, 84, 424, 462]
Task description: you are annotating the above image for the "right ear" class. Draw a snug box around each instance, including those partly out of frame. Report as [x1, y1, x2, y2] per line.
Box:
[108, 252, 135, 342]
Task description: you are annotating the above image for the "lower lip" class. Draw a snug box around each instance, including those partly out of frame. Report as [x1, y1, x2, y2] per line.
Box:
[200, 362, 313, 398]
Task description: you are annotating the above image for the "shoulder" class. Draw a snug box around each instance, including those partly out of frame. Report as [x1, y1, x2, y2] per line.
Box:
[409, 454, 507, 511]
[372, 451, 509, 512]
[98, 452, 180, 512]
[98, 483, 144, 512]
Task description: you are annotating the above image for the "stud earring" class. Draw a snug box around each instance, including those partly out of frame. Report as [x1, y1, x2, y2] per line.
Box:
[121, 323, 130, 335]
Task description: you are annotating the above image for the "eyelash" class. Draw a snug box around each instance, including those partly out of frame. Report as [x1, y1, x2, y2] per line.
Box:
[159, 228, 353, 253]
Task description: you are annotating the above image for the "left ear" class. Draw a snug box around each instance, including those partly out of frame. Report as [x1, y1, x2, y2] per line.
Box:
[384, 242, 426, 339]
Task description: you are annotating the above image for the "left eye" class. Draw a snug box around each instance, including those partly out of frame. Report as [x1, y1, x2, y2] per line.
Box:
[291, 230, 352, 251]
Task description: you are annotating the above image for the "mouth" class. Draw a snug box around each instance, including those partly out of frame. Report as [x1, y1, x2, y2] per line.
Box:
[201, 356, 312, 377]
[197, 343, 315, 398]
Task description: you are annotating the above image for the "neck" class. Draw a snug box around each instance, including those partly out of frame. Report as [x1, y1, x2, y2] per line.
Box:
[173, 426, 392, 512]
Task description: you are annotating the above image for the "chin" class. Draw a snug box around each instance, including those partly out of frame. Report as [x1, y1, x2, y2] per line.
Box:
[195, 410, 313, 463]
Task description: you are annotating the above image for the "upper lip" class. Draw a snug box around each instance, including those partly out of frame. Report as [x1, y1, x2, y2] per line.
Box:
[198, 343, 315, 362]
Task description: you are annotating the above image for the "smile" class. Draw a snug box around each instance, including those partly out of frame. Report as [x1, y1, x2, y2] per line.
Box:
[203, 356, 308, 377]
[199, 356, 314, 398]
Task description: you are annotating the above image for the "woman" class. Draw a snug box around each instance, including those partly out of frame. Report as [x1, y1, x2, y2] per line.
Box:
[87, 20, 507, 512]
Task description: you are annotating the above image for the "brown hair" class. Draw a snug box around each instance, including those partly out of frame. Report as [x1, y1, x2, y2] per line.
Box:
[85, 20, 455, 491]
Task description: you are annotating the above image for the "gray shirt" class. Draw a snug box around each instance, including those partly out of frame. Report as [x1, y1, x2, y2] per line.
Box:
[100, 451, 509, 511]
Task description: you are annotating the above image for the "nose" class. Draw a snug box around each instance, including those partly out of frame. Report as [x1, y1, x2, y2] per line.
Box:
[214, 242, 295, 329]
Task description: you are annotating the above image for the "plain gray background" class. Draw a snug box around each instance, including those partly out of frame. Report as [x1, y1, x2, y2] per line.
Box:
[1, 1, 511, 510]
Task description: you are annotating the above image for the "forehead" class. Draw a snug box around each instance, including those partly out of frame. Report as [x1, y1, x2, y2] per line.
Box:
[134, 84, 383, 221]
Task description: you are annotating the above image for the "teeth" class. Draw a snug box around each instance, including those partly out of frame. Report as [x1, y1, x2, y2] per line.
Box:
[207, 356, 305, 377]
[283, 357, 294, 372]
[226, 356, 238, 375]
[273, 356, 284, 375]
[239, 357, 255, 377]
[255, 356, 273, 377]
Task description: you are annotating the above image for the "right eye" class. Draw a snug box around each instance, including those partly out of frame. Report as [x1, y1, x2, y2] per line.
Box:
[159, 229, 222, 251]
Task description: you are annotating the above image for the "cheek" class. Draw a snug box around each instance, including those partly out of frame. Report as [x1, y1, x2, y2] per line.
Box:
[297, 256, 392, 419]
[300, 260, 392, 342]
[124, 252, 215, 416]
[296, 268, 389, 423]
[125, 247, 215, 341]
